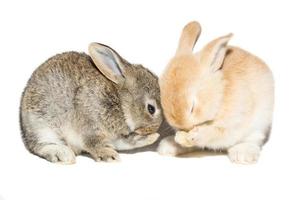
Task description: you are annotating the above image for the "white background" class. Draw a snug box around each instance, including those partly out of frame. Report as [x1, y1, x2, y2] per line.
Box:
[0, 0, 299, 200]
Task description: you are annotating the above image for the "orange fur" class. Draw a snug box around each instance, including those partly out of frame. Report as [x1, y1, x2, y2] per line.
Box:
[159, 21, 274, 164]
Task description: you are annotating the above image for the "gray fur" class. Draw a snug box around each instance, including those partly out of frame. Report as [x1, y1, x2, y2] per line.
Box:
[20, 46, 162, 163]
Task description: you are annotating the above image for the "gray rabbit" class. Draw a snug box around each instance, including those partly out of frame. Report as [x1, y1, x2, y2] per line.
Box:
[20, 43, 162, 164]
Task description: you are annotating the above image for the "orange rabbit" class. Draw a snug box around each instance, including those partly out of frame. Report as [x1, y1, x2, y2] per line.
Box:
[158, 21, 274, 164]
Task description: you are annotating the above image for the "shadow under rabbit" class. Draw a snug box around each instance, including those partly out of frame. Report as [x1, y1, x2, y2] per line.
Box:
[120, 120, 226, 159]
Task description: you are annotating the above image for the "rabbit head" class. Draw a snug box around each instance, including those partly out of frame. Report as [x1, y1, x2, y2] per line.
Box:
[160, 21, 232, 131]
[89, 43, 163, 135]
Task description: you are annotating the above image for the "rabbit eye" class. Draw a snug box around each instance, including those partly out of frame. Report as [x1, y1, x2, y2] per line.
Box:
[147, 104, 156, 115]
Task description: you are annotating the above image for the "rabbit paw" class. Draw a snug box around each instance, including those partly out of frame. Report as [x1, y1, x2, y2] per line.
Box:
[134, 133, 160, 147]
[40, 144, 76, 164]
[92, 147, 120, 162]
[157, 136, 194, 156]
[174, 130, 200, 147]
[228, 143, 261, 164]
[157, 136, 181, 156]
[175, 125, 214, 147]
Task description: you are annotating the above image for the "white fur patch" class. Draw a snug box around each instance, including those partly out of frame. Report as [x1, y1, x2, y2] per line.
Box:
[157, 136, 179, 156]
[27, 113, 63, 145]
[157, 136, 192, 156]
[37, 127, 63, 145]
[61, 125, 83, 154]
[27, 113, 83, 154]
[124, 112, 136, 132]
[111, 138, 135, 150]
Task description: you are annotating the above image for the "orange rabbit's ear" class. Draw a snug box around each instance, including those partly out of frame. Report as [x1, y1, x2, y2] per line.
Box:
[176, 21, 201, 56]
[198, 33, 233, 72]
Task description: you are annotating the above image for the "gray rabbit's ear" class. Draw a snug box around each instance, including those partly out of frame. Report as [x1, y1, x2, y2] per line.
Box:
[89, 43, 125, 84]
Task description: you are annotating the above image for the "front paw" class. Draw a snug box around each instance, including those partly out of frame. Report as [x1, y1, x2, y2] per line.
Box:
[134, 133, 160, 146]
[91, 146, 120, 162]
[228, 143, 261, 164]
[157, 136, 189, 156]
[39, 144, 76, 164]
[175, 126, 212, 147]
[174, 131, 195, 147]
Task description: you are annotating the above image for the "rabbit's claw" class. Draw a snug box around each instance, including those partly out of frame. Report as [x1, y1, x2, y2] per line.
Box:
[92, 147, 120, 162]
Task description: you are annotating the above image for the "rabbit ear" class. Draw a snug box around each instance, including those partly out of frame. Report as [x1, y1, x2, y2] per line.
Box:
[198, 33, 233, 72]
[176, 21, 201, 55]
[89, 43, 125, 84]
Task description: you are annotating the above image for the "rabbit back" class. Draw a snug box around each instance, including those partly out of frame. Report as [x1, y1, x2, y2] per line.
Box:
[20, 52, 126, 154]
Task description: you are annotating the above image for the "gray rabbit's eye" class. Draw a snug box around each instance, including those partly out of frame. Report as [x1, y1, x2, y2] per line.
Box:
[147, 104, 156, 115]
